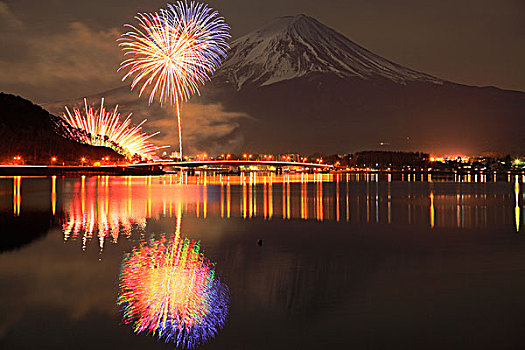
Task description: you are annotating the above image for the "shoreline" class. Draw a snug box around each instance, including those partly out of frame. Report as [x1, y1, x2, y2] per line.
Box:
[0, 164, 523, 177]
[0, 165, 165, 176]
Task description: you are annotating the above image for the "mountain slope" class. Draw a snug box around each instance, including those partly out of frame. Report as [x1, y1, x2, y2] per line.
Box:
[216, 14, 442, 89]
[201, 15, 525, 154]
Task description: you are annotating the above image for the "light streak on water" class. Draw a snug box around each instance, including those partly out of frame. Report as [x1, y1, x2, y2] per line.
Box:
[4, 172, 524, 253]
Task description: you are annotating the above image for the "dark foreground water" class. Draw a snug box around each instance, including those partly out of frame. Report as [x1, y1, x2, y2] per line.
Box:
[0, 173, 524, 349]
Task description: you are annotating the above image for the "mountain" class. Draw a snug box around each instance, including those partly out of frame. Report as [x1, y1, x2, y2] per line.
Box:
[216, 15, 441, 89]
[45, 15, 525, 156]
[0, 93, 122, 164]
[202, 14, 525, 155]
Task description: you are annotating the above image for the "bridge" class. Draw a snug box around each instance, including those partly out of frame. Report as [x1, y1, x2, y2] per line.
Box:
[0, 160, 332, 176]
[137, 159, 333, 171]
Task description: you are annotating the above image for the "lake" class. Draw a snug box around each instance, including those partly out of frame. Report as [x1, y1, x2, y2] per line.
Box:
[0, 173, 524, 349]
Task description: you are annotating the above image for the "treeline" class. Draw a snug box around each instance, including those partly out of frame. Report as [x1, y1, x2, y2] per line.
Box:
[322, 151, 429, 168]
[349, 151, 429, 167]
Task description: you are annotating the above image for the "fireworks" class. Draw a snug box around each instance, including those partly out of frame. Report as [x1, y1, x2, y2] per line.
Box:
[62, 98, 166, 160]
[118, 233, 229, 348]
[119, 1, 230, 159]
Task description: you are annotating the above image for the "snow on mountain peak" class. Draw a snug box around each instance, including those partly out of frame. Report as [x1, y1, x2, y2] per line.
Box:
[215, 14, 442, 89]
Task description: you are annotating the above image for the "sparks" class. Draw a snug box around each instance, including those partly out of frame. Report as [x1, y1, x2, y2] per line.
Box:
[119, 1, 230, 159]
[62, 98, 166, 160]
[118, 233, 229, 348]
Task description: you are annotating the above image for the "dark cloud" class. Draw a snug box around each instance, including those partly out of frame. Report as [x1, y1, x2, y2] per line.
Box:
[0, 5, 122, 101]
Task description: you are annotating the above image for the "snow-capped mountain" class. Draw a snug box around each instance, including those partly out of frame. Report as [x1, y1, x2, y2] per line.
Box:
[215, 14, 442, 89]
[206, 14, 524, 154]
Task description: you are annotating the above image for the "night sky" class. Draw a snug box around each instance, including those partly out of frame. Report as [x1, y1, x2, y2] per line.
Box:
[1, 0, 524, 103]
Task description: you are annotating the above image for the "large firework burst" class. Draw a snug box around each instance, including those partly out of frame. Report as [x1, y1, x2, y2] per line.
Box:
[119, 1, 230, 159]
[62, 98, 165, 160]
[118, 232, 229, 348]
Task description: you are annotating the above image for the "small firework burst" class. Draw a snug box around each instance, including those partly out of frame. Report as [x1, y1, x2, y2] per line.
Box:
[62, 98, 166, 160]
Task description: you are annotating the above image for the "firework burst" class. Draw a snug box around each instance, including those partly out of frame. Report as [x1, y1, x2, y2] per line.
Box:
[118, 232, 229, 348]
[119, 1, 230, 159]
[62, 98, 166, 160]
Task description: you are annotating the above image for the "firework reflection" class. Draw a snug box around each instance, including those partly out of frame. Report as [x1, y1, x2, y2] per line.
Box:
[118, 227, 229, 348]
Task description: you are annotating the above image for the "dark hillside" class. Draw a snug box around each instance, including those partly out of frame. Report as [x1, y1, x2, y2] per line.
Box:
[0, 93, 123, 164]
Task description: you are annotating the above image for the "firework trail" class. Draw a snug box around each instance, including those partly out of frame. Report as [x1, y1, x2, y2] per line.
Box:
[62, 98, 167, 160]
[118, 225, 229, 348]
[119, 1, 230, 159]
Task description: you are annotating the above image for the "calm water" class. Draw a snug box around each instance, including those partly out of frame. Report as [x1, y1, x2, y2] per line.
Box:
[1, 173, 524, 349]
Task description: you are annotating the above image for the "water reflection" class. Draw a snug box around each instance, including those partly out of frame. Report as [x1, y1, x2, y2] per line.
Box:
[61, 176, 147, 252]
[1, 173, 523, 245]
[430, 190, 435, 229]
[51, 175, 56, 215]
[118, 213, 229, 348]
[1, 173, 525, 349]
[515, 176, 521, 232]
[13, 176, 21, 216]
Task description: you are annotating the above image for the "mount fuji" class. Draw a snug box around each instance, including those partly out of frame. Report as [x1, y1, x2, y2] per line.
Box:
[215, 14, 441, 89]
[45, 14, 525, 155]
[201, 14, 525, 155]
